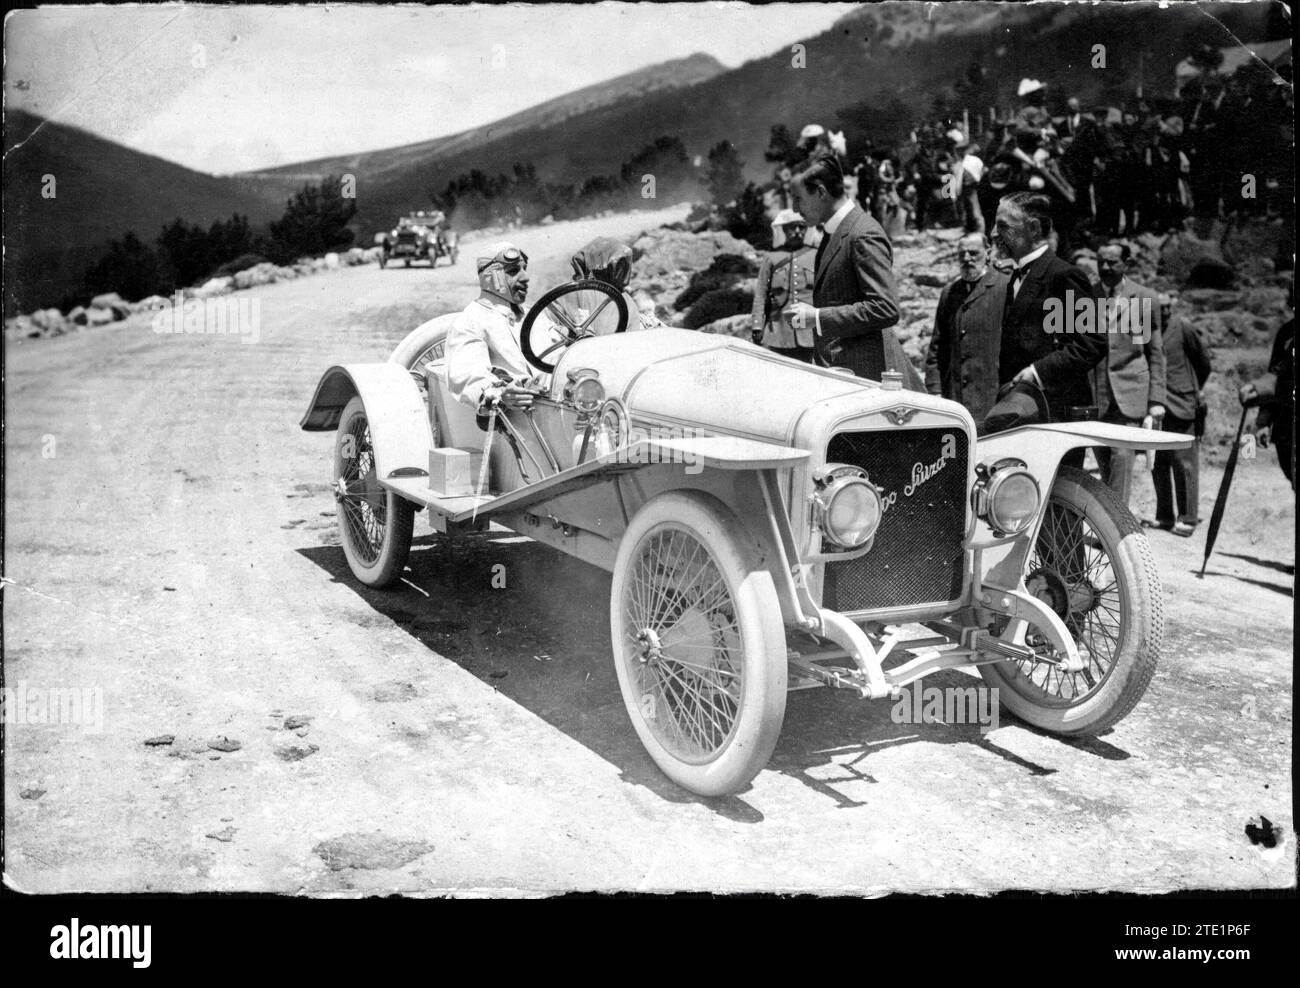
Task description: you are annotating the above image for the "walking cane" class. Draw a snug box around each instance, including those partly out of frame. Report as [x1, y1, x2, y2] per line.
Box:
[1197, 406, 1249, 579]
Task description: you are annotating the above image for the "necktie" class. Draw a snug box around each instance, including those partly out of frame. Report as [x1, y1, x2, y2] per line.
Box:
[1005, 265, 1024, 317]
[814, 225, 828, 274]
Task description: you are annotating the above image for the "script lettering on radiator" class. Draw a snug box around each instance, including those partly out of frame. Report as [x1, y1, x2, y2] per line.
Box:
[903, 433, 958, 497]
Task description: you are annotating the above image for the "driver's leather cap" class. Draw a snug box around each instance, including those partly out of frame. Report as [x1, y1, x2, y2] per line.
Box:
[476, 242, 529, 274]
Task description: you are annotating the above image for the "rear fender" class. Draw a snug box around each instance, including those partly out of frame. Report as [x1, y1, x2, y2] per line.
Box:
[299, 363, 432, 482]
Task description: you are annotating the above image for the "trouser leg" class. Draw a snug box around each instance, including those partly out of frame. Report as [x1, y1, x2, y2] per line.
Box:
[1157, 414, 1197, 524]
[1174, 441, 1201, 524]
[1152, 449, 1177, 525]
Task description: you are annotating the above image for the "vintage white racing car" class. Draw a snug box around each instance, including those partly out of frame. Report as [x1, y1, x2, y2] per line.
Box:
[301, 280, 1194, 797]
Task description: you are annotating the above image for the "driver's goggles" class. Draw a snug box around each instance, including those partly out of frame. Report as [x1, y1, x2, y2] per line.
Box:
[491, 248, 529, 275]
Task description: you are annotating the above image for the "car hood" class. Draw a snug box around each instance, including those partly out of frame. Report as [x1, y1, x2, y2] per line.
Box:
[555, 329, 884, 446]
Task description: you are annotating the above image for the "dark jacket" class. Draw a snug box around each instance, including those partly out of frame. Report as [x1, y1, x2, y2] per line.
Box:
[998, 247, 1108, 417]
[1091, 278, 1168, 420]
[924, 268, 1009, 426]
[1160, 317, 1212, 421]
[1256, 317, 1294, 446]
[813, 202, 922, 389]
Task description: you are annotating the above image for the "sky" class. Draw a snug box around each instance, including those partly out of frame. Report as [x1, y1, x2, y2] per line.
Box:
[6, 3, 856, 175]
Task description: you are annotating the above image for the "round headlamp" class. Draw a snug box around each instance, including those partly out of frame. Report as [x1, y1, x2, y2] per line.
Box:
[564, 368, 605, 414]
[814, 465, 883, 550]
[972, 459, 1040, 536]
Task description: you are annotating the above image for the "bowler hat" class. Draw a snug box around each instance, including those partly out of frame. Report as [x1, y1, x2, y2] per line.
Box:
[983, 379, 1052, 434]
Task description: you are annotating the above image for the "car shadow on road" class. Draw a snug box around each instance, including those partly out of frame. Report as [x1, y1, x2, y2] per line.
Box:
[299, 532, 1103, 820]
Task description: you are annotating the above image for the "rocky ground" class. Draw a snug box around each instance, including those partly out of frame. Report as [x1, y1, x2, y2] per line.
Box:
[4, 203, 1293, 895]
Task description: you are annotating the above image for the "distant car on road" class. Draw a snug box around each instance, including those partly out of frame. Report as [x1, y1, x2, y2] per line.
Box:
[379, 211, 458, 268]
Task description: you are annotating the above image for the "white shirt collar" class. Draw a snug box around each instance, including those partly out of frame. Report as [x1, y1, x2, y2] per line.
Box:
[1015, 242, 1051, 270]
[822, 199, 856, 236]
[475, 293, 522, 319]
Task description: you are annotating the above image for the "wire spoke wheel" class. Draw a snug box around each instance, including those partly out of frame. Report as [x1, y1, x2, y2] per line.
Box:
[625, 528, 744, 760]
[332, 396, 414, 588]
[338, 414, 386, 565]
[1014, 496, 1124, 704]
[611, 493, 785, 797]
[979, 466, 1162, 735]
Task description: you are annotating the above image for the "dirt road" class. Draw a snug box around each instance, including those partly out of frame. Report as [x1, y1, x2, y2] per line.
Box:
[4, 205, 1293, 894]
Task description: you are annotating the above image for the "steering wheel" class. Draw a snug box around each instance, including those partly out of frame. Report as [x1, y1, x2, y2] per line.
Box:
[520, 280, 629, 373]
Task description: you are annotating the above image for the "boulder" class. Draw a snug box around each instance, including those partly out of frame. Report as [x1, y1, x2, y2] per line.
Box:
[1159, 230, 1229, 286]
[697, 314, 752, 339]
[1240, 287, 1288, 318]
[134, 295, 170, 313]
[5, 314, 36, 339]
[31, 308, 67, 335]
[69, 306, 89, 326]
[345, 247, 367, 266]
[630, 228, 755, 283]
[911, 271, 949, 289]
[1188, 258, 1237, 290]
[86, 306, 114, 326]
[89, 293, 131, 319]
[193, 276, 233, 298]
[323, 252, 341, 269]
[1181, 288, 1243, 311]
[90, 292, 131, 319]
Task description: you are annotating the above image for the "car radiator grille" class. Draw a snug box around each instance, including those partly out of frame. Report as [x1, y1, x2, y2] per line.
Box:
[823, 427, 969, 612]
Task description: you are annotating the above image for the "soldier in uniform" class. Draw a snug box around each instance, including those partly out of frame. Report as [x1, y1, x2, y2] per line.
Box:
[751, 209, 818, 362]
[1013, 79, 1056, 152]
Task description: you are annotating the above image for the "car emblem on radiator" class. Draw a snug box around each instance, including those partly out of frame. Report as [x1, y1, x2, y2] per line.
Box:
[882, 405, 919, 426]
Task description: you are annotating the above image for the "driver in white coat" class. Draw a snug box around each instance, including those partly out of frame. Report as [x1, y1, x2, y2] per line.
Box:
[446, 242, 550, 412]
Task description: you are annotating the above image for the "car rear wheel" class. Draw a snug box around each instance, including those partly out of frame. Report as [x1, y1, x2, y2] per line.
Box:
[978, 466, 1160, 735]
[610, 492, 787, 796]
[389, 313, 456, 387]
[333, 396, 414, 588]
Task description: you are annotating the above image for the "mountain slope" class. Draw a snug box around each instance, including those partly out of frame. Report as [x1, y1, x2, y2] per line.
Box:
[3, 109, 285, 314]
[242, 1, 1280, 241]
[246, 52, 727, 182]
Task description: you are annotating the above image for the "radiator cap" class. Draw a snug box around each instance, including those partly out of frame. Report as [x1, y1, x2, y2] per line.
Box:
[880, 370, 903, 391]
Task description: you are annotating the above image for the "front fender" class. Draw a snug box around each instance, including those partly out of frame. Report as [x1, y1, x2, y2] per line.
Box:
[977, 420, 1193, 471]
[300, 363, 432, 482]
[971, 421, 1193, 590]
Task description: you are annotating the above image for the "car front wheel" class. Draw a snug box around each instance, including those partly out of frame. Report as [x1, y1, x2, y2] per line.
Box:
[610, 491, 787, 796]
[978, 466, 1160, 734]
[333, 396, 414, 588]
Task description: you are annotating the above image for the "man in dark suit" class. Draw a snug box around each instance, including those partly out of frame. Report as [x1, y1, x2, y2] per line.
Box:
[1151, 310, 1212, 533]
[992, 191, 1107, 432]
[1090, 241, 1167, 505]
[924, 233, 1009, 429]
[785, 153, 922, 389]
